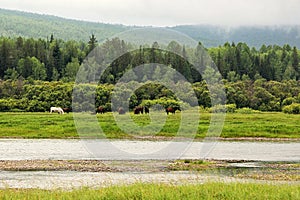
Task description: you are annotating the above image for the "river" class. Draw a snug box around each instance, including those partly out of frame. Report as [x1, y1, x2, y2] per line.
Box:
[0, 139, 299, 161]
[0, 139, 299, 189]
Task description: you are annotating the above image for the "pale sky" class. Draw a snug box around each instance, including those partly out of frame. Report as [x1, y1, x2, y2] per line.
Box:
[1, 0, 300, 26]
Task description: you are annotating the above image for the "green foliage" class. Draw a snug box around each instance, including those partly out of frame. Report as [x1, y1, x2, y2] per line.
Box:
[0, 34, 300, 113]
[226, 104, 237, 113]
[209, 104, 237, 113]
[283, 103, 300, 114]
[236, 107, 259, 114]
[0, 79, 298, 112]
[0, 34, 300, 83]
[209, 104, 226, 113]
[141, 98, 181, 110]
[282, 97, 297, 106]
[62, 58, 80, 82]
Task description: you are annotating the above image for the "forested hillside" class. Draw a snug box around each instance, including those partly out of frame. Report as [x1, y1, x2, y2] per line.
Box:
[0, 8, 128, 42]
[1, 9, 300, 48]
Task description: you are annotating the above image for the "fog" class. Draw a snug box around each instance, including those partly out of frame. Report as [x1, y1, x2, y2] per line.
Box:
[1, 0, 300, 26]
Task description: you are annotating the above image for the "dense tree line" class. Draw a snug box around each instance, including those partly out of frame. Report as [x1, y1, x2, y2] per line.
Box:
[0, 35, 87, 81]
[0, 36, 299, 82]
[209, 42, 299, 81]
[0, 79, 299, 112]
[0, 36, 299, 113]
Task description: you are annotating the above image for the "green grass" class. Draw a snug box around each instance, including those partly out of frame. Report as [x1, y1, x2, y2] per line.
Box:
[221, 112, 300, 138]
[0, 183, 299, 200]
[0, 111, 298, 139]
[0, 112, 77, 138]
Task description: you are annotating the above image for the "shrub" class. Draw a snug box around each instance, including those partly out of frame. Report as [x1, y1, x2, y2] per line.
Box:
[236, 107, 260, 114]
[0, 98, 18, 111]
[282, 97, 296, 106]
[283, 103, 300, 114]
[225, 104, 237, 113]
[209, 104, 237, 113]
[141, 98, 181, 110]
[209, 104, 226, 113]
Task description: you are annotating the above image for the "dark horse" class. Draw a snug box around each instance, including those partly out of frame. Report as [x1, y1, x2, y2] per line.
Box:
[166, 106, 181, 115]
[144, 106, 149, 114]
[62, 107, 72, 114]
[134, 106, 150, 114]
[96, 106, 105, 114]
[134, 106, 144, 114]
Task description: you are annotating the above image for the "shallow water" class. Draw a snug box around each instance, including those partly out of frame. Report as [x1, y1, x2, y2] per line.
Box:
[0, 139, 299, 161]
[0, 139, 299, 189]
[0, 170, 273, 189]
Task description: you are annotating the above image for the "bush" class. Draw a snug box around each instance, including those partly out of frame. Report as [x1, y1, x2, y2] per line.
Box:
[209, 105, 225, 113]
[209, 104, 237, 113]
[141, 98, 181, 110]
[236, 107, 260, 114]
[282, 97, 296, 106]
[10, 108, 25, 112]
[225, 104, 237, 113]
[283, 103, 300, 114]
[0, 98, 18, 111]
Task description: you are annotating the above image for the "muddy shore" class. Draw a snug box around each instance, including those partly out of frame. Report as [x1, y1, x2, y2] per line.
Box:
[0, 159, 299, 182]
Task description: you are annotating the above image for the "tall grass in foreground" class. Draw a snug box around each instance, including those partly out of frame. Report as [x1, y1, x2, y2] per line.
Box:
[0, 183, 299, 200]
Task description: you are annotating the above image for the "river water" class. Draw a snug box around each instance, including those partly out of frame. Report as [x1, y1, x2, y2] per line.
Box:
[0, 170, 260, 190]
[0, 139, 299, 189]
[0, 139, 299, 161]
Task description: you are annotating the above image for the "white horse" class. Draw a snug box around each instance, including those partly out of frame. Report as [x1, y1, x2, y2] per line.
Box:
[50, 107, 64, 114]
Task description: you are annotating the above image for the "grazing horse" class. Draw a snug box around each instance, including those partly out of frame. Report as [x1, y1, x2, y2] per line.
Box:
[118, 107, 125, 115]
[62, 107, 72, 114]
[144, 106, 149, 114]
[166, 106, 181, 115]
[50, 107, 64, 114]
[134, 106, 144, 114]
[96, 106, 105, 114]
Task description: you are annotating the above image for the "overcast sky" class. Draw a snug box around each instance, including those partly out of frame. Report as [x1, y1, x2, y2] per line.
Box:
[1, 0, 300, 26]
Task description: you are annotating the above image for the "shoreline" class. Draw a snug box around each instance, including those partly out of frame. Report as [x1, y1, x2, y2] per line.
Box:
[0, 159, 299, 183]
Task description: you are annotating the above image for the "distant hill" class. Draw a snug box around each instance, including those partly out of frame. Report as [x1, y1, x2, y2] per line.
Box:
[171, 25, 300, 48]
[1, 8, 300, 48]
[0, 8, 128, 42]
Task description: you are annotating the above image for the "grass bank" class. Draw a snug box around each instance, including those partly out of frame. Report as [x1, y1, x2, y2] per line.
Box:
[0, 111, 298, 139]
[0, 183, 299, 200]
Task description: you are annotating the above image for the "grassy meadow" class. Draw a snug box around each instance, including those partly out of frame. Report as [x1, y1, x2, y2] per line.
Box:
[0, 111, 298, 139]
[0, 183, 299, 200]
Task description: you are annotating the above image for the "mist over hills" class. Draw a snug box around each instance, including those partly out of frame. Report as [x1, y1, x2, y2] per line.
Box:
[1, 8, 300, 48]
[172, 25, 300, 48]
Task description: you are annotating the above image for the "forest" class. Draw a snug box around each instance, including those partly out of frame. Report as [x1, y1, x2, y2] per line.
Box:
[0, 35, 299, 113]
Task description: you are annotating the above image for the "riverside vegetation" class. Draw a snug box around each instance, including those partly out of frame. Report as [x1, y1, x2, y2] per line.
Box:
[0, 183, 299, 200]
